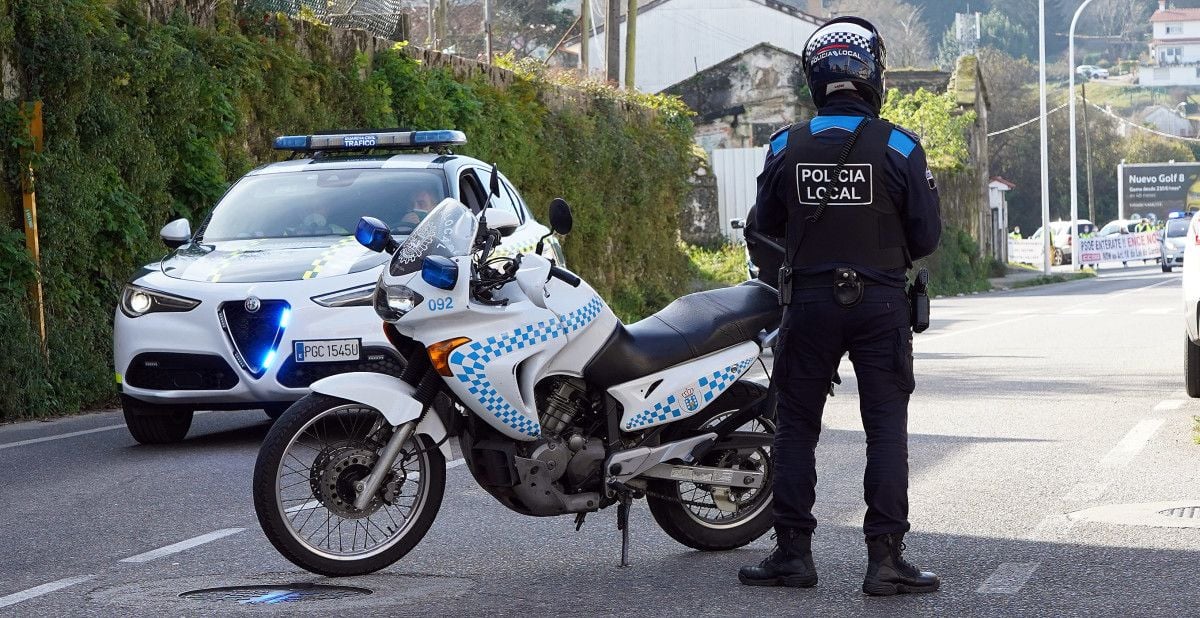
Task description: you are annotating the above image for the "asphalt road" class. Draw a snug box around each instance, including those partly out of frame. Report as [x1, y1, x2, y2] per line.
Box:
[2, 264, 1199, 616]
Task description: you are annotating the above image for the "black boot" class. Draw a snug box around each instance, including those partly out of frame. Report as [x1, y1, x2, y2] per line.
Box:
[862, 533, 940, 596]
[738, 527, 818, 588]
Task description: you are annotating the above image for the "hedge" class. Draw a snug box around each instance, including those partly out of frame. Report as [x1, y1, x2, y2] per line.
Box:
[0, 0, 695, 420]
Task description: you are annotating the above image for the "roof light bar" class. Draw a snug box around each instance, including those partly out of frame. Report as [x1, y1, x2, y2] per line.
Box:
[272, 130, 467, 152]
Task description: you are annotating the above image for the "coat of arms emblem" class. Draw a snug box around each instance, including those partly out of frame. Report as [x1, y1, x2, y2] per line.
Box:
[682, 387, 699, 412]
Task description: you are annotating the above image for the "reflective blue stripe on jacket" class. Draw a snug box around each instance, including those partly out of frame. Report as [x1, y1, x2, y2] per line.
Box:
[754, 97, 942, 286]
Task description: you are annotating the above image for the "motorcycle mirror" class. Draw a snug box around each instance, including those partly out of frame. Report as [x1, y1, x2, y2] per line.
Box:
[489, 163, 501, 197]
[356, 216, 396, 253]
[549, 198, 573, 235]
[160, 218, 191, 249]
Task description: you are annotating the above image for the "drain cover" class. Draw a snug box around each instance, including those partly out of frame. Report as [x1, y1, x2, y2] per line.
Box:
[1159, 506, 1200, 518]
[180, 583, 372, 604]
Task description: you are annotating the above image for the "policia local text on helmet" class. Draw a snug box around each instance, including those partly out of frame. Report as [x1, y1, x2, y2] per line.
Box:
[738, 17, 943, 596]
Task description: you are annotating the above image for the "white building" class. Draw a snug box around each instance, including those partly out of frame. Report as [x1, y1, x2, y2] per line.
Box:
[1143, 1, 1200, 86]
[567, 0, 822, 93]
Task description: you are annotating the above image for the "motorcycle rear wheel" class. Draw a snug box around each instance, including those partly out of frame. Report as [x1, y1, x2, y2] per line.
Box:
[252, 394, 445, 576]
[646, 413, 775, 551]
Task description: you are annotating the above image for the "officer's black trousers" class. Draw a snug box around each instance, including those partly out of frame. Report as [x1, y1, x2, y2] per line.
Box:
[772, 285, 915, 537]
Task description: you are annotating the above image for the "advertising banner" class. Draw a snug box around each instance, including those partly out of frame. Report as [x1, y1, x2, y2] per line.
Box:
[1121, 162, 1200, 221]
[1008, 238, 1044, 265]
[1077, 231, 1161, 264]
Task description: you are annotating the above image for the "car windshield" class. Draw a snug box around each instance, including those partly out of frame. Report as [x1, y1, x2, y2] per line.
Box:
[1167, 219, 1190, 237]
[201, 169, 445, 241]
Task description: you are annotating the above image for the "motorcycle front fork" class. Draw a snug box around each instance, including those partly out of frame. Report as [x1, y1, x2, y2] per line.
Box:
[352, 421, 417, 511]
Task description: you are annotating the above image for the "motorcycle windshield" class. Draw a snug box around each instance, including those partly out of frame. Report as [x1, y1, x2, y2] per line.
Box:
[389, 199, 478, 276]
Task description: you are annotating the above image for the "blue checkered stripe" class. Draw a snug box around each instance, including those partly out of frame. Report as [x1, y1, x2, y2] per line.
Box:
[449, 296, 604, 437]
[623, 356, 757, 431]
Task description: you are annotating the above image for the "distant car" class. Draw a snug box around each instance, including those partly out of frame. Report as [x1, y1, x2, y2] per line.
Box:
[1181, 212, 1200, 396]
[1161, 214, 1190, 272]
[1076, 65, 1109, 79]
[1097, 219, 1139, 238]
[1031, 219, 1095, 265]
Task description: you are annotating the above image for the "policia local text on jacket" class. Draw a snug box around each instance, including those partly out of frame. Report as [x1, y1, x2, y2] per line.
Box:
[741, 91, 943, 594]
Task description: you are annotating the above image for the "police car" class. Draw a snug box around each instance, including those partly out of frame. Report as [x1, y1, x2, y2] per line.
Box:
[114, 130, 563, 443]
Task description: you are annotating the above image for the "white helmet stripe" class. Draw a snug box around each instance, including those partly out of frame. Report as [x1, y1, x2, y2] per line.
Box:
[805, 22, 877, 57]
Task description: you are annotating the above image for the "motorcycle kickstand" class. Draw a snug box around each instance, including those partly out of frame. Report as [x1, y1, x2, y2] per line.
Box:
[616, 492, 632, 568]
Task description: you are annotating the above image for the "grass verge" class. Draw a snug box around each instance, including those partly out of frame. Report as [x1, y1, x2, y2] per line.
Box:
[1007, 271, 1096, 289]
[684, 243, 748, 291]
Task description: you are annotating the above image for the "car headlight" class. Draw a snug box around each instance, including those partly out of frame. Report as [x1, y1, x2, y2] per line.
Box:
[120, 285, 200, 318]
[373, 283, 424, 322]
[312, 284, 376, 308]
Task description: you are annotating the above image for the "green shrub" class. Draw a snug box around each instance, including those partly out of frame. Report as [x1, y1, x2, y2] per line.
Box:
[0, 0, 694, 420]
[917, 226, 992, 296]
[684, 242, 749, 291]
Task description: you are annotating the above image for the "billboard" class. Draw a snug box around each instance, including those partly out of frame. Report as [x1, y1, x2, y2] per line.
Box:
[1120, 162, 1200, 221]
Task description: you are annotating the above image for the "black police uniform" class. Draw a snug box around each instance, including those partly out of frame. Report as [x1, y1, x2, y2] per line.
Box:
[754, 95, 941, 539]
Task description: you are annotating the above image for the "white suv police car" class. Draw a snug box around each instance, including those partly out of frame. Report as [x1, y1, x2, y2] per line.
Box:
[114, 130, 563, 443]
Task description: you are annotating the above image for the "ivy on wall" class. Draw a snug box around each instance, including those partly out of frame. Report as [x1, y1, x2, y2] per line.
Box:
[0, 0, 695, 420]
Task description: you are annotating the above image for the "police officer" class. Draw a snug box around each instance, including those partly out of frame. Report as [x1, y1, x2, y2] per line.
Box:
[737, 17, 942, 596]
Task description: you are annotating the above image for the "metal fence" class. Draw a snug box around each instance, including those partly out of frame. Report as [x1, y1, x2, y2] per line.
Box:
[711, 147, 767, 242]
[239, 0, 410, 40]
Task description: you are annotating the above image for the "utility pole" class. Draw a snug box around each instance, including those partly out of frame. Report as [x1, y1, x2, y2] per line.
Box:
[483, 0, 493, 62]
[580, 0, 590, 76]
[605, 0, 620, 83]
[437, 0, 449, 51]
[1082, 83, 1097, 225]
[1038, 0, 1051, 275]
[624, 0, 637, 89]
[427, 0, 435, 47]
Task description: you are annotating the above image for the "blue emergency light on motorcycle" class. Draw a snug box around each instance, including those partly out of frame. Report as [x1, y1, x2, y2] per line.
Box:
[356, 217, 393, 253]
[422, 255, 459, 290]
[1170, 211, 1188, 219]
[273, 130, 467, 152]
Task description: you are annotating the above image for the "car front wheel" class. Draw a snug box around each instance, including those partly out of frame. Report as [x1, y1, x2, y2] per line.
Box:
[1187, 337, 1200, 398]
[122, 395, 194, 444]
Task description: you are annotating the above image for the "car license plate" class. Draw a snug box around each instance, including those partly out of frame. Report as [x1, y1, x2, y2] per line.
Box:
[294, 338, 361, 363]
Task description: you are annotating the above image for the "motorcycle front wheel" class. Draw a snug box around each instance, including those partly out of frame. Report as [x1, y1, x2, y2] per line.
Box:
[252, 393, 445, 576]
[646, 412, 775, 551]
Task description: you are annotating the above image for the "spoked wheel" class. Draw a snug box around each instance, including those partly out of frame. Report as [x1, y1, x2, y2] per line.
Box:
[252, 393, 445, 576]
[647, 411, 775, 551]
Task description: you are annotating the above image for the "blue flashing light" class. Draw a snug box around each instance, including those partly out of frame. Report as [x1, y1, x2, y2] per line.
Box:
[356, 217, 392, 252]
[273, 135, 310, 150]
[272, 130, 466, 152]
[413, 130, 467, 145]
[261, 349, 277, 371]
[422, 255, 459, 290]
[1169, 211, 1187, 219]
[278, 308, 291, 329]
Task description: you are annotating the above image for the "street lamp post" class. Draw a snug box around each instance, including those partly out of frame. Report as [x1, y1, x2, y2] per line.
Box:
[1039, 0, 1052, 275]
[1069, 0, 1098, 271]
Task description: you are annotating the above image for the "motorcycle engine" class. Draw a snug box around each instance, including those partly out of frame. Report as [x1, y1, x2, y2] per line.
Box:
[538, 377, 590, 436]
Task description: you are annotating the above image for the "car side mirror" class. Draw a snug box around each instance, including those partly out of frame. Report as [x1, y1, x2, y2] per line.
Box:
[160, 218, 191, 249]
[356, 216, 396, 253]
[730, 218, 746, 230]
[484, 208, 520, 237]
[549, 198, 573, 235]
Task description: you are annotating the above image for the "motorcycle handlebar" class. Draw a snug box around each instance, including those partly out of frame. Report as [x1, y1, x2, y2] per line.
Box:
[549, 265, 581, 287]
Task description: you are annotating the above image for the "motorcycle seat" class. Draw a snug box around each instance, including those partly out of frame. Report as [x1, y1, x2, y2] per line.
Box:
[583, 281, 780, 389]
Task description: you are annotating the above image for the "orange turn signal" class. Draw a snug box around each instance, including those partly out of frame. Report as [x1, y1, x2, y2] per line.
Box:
[428, 337, 472, 376]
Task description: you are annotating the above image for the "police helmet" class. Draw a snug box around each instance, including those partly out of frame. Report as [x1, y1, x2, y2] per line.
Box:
[802, 16, 887, 110]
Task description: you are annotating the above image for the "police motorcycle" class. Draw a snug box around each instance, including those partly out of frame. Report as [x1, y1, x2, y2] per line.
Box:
[252, 170, 782, 576]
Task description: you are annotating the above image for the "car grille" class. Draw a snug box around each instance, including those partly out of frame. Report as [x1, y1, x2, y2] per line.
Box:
[125, 353, 239, 391]
[276, 346, 404, 389]
[219, 300, 290, 378]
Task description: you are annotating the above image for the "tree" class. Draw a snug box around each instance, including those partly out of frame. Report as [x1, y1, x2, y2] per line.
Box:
[1122, 129, 1196, 165]
[880, 88, 975, 170]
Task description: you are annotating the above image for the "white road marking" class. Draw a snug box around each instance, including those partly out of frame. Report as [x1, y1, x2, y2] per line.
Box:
[1060, 308, 1102, 316]
[1153, 399, 1184, 411]
[119, 528, 244, 563]
[1028, 514, 1076, 540]
[0, 425, 125, 450]
[0, 411, 216, 451]
[977, 562, 1040, 594]
[997, 308, 1036, 315]
[1135, 307, 1174, 315]
[1099, 419, 1165, 468]
[285, 500, 321, 514]
[0, 575, 96, 609]
[1062, 482, 1109, 502]
[447, 458, 466, 469]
